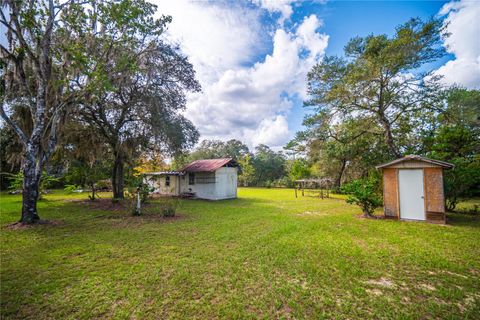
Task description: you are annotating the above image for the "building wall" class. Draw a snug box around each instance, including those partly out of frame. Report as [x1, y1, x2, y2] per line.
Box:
[383, 168, 399, 218]
[144, 175, 179, 196]
[214, 167, 238, 199]
[179, 172, 218, 200]
[424, 167, 446, 223]
[178, 168, 238, 200]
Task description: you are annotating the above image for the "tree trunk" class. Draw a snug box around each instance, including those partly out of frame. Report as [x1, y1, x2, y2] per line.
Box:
[112, 155, 125, 199]
[335, 159, 347, 190]
[378, 113, 401, 158]
[90, 182, 96, 201]
[363, 209, 372, 218]
[21, 156, 41, 224]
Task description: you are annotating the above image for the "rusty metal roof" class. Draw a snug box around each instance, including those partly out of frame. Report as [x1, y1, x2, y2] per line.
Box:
[179, 158, 237, 172]
[375, 155, 454, 169]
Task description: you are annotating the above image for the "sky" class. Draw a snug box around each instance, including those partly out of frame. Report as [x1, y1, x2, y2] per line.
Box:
[151, 0, 480, 150]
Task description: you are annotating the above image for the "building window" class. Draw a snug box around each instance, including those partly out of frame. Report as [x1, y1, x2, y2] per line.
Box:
[195, 172, 216, 184]
[165, 176, 170, 186]
[189, 173, 195, 185]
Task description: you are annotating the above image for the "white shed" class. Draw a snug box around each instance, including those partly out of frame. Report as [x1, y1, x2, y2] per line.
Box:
[144, 158, 239, 200]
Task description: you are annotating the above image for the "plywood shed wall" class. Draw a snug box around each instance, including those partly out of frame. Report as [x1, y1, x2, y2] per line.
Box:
[423, 168, 446, 222]
[376, 155, 454, 224]
[382, 168, 399, 218]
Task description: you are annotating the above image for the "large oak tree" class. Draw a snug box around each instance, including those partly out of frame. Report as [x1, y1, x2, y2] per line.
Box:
[76, 3, 200, 198]
[305, 18, 447, 158]
[0, 0, 94, 223]
[0, 0, 199, 222]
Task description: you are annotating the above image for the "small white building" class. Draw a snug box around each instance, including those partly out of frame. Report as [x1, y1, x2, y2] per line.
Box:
[144, 158, 239, 200]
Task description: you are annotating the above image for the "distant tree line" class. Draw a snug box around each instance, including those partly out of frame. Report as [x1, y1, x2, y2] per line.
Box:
[173, 139, 302, 188]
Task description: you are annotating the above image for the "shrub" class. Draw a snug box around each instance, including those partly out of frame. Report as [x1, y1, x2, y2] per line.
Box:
[263, 180, 273, 188]
[96, 179, 112, 191]
[162, 205, 176, 217]
[138, 183, 154, 203]
[341, 176, 382, 217]
[159, 197, 179, 217]
[444, 156, 480, 211]
[8, 172, 59, 199]
[456, 204, 480, 215]
[64, 184, 80, 193]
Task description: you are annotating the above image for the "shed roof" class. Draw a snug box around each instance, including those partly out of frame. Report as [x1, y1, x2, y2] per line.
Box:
[375, 155, 454, 169]
[179, 158, 238, 172]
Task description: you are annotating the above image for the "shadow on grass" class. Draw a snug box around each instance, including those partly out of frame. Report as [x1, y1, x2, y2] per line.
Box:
[447, 213, 480, 228]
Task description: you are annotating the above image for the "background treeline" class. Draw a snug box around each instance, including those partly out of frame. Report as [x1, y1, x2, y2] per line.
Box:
[3, 83, 478, 205]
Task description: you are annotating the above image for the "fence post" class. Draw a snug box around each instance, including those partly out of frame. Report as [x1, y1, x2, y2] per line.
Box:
[133, 185, 141, 216]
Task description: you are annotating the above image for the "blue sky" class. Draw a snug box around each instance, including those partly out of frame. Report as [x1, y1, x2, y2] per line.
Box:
[285, 0, 455, 139]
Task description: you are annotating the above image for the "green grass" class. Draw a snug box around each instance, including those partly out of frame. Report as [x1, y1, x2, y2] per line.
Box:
[1, 188, 479, 319]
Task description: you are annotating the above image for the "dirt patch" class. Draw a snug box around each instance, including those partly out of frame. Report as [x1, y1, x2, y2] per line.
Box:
[442, 271, 469, 279]
[419, 283, 436, 291]
[457, 293, 479, 313]
[355, 214, 384, 220]
[5, 219, 64, 230]
[96, 212, 184, 226]
[365, 277, 396, 288]
[366, 288, 383, 296]
[74, 198, 129, 211]
[296, 211, 328, 217]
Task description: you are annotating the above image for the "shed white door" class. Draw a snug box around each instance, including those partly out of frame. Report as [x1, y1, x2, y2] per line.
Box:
[399, 169, 425, 220]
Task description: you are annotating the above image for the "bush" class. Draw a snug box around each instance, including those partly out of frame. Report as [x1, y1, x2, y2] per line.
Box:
[64, 184, 81, 193]
[162, 205, 176, 217]
[456, 204, 480, 215]
[341, 176, 382, 217]
[444, 156, 480, 211]
[159, 197, 179, 217]
[263, 180, 273, 188]
[138, 183, 154, 203]
[96, 179, 112, 191]
[7, 172, 59, 199]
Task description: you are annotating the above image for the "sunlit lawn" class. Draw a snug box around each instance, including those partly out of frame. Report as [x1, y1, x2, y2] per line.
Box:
[1, 188, 479, 319]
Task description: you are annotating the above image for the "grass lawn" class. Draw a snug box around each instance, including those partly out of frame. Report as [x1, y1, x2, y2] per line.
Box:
[1, 188, 479, 319]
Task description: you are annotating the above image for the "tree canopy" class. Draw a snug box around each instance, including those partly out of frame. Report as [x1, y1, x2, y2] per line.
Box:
[305, 18, 447, 158]
[0, 0, 200, 221]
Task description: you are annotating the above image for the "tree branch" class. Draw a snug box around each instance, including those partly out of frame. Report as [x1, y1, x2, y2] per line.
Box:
[0, 101, 29, 146]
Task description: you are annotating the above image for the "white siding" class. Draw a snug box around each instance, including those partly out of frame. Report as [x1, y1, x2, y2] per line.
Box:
[179, 172, 218, 200]
[144, 175, 179, 196]
[214, 167, 237, 199]
[178, 167, 237, 200]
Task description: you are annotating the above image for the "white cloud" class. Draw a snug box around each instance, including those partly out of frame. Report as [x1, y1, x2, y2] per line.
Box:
[436, 0, 480, 89]
[152, 1, 328, 149]
[249, 115, 290, 147]
[156, 1, 264, 83]
[251, 0, 295, 23]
